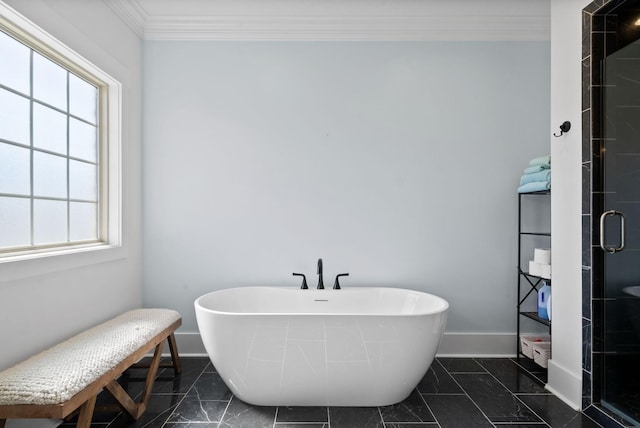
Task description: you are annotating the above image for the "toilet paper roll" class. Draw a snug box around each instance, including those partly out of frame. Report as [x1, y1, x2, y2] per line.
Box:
[534, 248, 551, 265]
[529, 261, 541, 277]
[529, 261, 551, 279]
[539, 264, 551, 279]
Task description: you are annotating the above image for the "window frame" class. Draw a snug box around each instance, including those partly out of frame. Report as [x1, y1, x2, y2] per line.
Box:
[0, 2, 122, 263]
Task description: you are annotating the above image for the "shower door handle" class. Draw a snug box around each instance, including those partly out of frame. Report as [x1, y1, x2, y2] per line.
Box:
[600, 210, 626, 253]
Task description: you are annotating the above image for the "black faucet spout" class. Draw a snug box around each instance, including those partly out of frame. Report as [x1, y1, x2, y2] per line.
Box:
[317, 258, 324, 289]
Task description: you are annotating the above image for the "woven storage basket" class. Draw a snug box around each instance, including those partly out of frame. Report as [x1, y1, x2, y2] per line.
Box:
[533, 342, 551, 368]
[519, 334, 550, 359]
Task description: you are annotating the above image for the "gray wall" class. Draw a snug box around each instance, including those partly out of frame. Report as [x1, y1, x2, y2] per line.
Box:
[0, 0, 143, 370]
[142, 41, 550, 335]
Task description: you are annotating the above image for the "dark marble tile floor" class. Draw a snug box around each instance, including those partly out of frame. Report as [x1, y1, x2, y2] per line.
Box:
[60, 357, 603, 428]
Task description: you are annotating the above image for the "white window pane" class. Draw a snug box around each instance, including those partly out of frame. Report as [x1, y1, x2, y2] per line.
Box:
[0, 143, 30, 195]
[0, 88, 30, 144]
[33, 103, 67, 155]
[69, 118, 96, 162]
[33, 199, 67, 244]
[0, 31, 30, 95]
[33, 152, 67, 198]
[33, 52, 67, 111]
[70, 202, 96, 241]
[69, 160, 96, 201]
[69, 74, 97, 124]
[0, 196, 30, 248]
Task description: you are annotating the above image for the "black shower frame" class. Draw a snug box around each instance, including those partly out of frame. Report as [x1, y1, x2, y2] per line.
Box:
[582, 1, 640, 426]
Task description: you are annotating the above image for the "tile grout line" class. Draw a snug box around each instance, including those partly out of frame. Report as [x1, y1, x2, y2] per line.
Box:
[472, 358, 551, 428]
[217, 395, 234, 427]
[474, 357, 550, 425]
[509, 357, 547, 384]
[158, 360, 212, 428]
[210, 360, 235, 428]
[417, 361, 446, 428]
[417, 380, 443, 428]
[199, 362, 232, 426]
[442, 359, 499, 427]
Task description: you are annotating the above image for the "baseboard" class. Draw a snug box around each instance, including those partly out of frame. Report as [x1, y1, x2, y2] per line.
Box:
[437, 332, 516, 357]
[170, 331, 517, 358]
[546, 359, 582, 410]
[172, 331, 206, 356]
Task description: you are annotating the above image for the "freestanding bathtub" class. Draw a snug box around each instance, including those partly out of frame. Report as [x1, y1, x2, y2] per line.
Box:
[194, 286, 448, 406]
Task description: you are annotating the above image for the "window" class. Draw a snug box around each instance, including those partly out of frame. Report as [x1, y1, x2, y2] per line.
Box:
[0, 6, 121, 260]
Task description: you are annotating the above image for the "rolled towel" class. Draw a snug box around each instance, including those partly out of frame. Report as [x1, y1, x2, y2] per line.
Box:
[520, 170, 551, 185]
[529, 155, 551, 167]
[524, 164, 550, 174]
[518, 181, 550, 193]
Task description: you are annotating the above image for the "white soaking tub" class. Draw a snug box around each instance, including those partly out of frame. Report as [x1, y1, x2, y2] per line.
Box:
[194, 286, 448, 406]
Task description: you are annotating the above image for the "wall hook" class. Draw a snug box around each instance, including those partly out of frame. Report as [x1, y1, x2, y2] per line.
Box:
[553, 121, 571, 137]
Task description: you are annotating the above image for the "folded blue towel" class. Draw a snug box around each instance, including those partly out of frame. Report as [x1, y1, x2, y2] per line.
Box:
[524, 164, 550, 174]
[520, 170, 551, 185]
[529, 155, 551, 167]
[518, 181, 550, 193]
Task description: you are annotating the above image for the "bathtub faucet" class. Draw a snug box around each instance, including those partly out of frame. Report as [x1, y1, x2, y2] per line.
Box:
[317, 258, 324, 289]
[293, 273, 308, 289]
[333, 273, 349, 290]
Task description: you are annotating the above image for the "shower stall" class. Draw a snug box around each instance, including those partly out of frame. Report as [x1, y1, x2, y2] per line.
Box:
[584, 0, 640, 425]
[600, 37, 640, 424]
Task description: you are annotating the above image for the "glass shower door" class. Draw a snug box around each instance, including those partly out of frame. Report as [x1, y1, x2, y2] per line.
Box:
[600, 38, 640, 424]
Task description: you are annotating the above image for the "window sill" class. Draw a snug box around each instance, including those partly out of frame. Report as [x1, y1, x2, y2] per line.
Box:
[0, 242, 128, 283]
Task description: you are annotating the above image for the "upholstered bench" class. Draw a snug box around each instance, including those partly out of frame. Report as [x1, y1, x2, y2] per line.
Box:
[0, 308, 182, 428]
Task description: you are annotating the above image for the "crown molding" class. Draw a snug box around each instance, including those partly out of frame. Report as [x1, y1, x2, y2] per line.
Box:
[142, 15, 550, 41]
[104, 0, 550, 42]
[104, 0, 146, 37]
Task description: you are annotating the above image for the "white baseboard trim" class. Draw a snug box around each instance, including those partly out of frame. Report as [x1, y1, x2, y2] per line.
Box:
[546, 359, 582, 410]
[437, 332, 516, 357]
[173, 332, 206, 356]
[170, 331, 517, 358]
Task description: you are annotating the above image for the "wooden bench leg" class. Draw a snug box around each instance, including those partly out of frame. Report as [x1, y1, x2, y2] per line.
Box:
[104, 378, 140, 420]
[130, 333, 181, 374]
[105, 341, 164, 420]
[76, 395, 97, 428]
[138, 340, 164, 415]
[0, 418, 6, 428]
[167, 333, 182, 374]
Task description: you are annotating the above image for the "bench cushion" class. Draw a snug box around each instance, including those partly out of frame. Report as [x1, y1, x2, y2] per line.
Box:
[0, 308, 181, 406]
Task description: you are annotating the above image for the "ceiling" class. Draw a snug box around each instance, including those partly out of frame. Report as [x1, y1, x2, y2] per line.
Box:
[103, 0, 551, 41]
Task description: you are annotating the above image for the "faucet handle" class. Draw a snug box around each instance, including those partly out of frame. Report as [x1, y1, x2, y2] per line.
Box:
[293, 273, 308, 289]
[333, 273, 349, 290]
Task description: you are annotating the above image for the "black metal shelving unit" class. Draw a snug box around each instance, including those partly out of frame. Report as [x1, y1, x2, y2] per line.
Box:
[516, 191, 551, 360]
